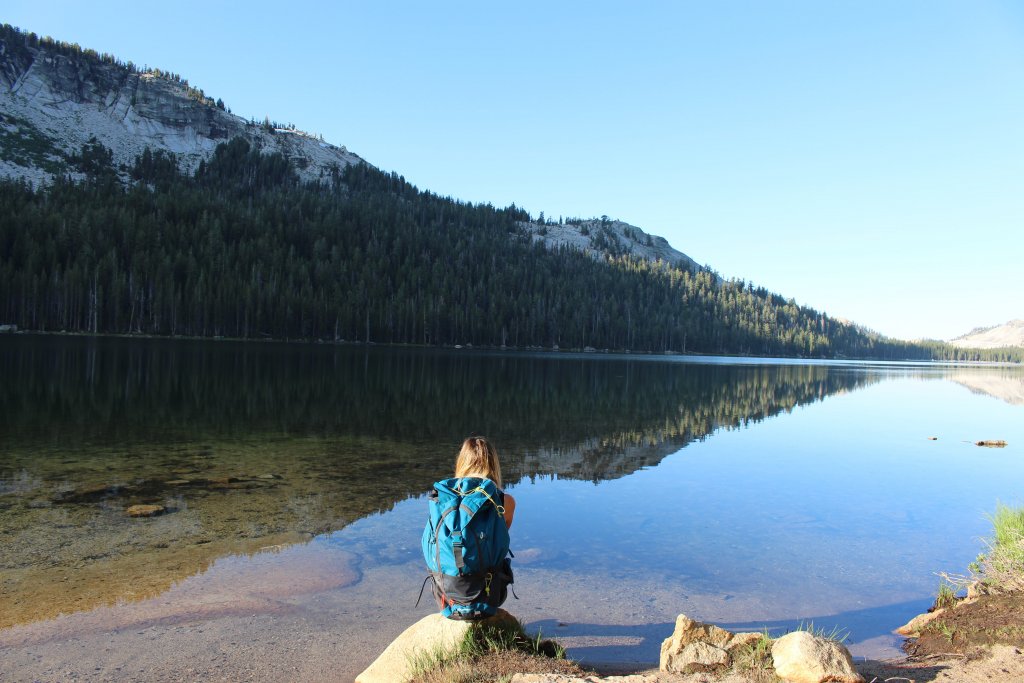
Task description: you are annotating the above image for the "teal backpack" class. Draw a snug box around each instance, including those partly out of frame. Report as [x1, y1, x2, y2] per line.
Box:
[419, 476, 514, 619]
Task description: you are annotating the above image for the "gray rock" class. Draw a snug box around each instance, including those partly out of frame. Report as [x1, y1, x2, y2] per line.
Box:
[771, 631, 864, 683]
[660, 614, 735, 673]
[966, 580, 989, 601]
[895, 607, 946, 636]
[511, 676, 662, 682]
[673, 641, 730, 673]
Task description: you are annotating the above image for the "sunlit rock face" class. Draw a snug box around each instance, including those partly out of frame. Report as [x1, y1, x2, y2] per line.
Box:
[949, 319, 1024, 350]
[0, 28, 365, 185]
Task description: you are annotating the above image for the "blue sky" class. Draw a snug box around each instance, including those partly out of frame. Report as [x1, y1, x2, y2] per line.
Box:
[6, 1, 1023, 340]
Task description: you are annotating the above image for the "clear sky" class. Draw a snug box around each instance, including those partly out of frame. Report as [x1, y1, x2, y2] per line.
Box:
[6, 1, 1023, 340]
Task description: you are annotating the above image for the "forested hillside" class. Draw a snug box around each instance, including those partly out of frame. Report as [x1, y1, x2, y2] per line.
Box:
[5, 136, 1017, 361]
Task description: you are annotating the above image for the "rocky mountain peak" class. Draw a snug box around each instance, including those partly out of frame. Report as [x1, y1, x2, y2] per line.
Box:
[0, 24, 364, 185]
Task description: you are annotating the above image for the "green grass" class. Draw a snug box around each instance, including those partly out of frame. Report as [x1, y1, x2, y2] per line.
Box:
[935, 579, 960, 610]
[989, 503, 1024, 557]
[733, 630, 774, 670]
[929, 620, 957, 644]
[407, 618, 568, 683]
[973, 502, 1024, 592]
[793, 621, 849, 644]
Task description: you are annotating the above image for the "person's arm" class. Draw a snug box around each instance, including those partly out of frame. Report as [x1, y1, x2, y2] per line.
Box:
[503, 493, 516, 529]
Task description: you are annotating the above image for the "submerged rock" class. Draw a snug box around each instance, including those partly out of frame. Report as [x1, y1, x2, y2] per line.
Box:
[126, 504, 165, 517]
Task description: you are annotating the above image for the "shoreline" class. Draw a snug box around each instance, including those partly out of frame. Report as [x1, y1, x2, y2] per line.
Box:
[3, 328, 1013, 366]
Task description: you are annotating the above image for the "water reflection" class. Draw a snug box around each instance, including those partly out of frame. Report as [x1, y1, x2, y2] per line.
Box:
[0, 336, 882, 627]
[947, 366, 1024, 405]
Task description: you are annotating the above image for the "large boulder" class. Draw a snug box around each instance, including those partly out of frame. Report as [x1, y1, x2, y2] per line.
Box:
[511, 676, 661, 682]
[771, 631, 864, 683]
[356, 609, 518, 683]
[667, 640, 730, 673]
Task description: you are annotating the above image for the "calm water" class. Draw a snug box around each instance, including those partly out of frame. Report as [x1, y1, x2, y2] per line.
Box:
[2, 336, 1023, 677]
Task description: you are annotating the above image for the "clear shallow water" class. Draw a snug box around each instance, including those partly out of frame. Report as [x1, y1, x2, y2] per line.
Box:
[1, 336, 1023, 674]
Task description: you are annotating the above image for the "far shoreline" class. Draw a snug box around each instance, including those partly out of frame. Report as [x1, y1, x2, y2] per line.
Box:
[2, 328, 1017, 366]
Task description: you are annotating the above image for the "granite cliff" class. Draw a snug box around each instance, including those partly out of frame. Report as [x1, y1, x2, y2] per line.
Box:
[0, 25, 363, 186]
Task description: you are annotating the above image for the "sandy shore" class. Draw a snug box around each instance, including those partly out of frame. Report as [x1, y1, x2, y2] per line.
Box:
[2, 552, 1021, 683]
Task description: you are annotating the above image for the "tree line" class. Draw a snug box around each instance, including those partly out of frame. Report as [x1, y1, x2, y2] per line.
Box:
[0, 136, 1018, 362]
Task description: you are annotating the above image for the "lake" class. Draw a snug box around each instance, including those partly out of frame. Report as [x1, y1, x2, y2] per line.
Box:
[2, 336, 1023, 681]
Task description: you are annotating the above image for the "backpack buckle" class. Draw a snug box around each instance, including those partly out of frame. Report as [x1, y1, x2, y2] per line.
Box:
[453, 541, 464, 570]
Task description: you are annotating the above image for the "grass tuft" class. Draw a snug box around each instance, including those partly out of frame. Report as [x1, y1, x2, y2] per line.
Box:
[972, 502, 1024, 592]
[409, 617, 576, 683]
[733, 629, 776, 679]
[928, 619, 957, 644]
[934, 579, 960, 610]
[793, 621, 848, 644]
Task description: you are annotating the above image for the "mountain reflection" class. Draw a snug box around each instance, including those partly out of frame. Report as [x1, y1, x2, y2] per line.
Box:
[947, 367, 1024, 406]
[1, 336, 876, 458]
[1, 337, 879, 626]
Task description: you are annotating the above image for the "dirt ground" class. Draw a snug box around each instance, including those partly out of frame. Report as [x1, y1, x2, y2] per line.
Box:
[486, 646, 1024, 683]
[859, 645, 1024, 683]
[904, 592, 1024, 657]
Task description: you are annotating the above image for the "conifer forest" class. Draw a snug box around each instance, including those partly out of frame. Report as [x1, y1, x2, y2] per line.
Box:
[0, 137, 1018, 362]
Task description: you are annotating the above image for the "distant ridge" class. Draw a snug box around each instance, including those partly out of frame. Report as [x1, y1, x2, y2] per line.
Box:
[950, 319, 1024, 349]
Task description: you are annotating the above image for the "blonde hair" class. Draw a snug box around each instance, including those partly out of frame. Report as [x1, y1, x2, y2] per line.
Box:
[455, 436, 503, 488]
